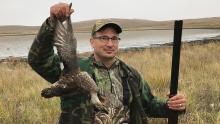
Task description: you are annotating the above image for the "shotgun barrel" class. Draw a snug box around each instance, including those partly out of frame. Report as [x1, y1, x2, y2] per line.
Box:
[168, 20, 183, 124]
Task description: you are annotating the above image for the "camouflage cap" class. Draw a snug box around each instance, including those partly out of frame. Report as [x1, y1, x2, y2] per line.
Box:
[91, 19, 122, 36]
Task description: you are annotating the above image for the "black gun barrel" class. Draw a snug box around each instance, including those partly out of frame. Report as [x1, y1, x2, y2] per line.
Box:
[168, 20, 183, 124]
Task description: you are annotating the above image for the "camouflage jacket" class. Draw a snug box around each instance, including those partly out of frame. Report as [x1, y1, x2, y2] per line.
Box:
[28, 18, 169, 124]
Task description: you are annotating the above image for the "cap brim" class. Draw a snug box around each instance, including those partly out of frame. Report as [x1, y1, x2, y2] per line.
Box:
[97, 23, 122, 34]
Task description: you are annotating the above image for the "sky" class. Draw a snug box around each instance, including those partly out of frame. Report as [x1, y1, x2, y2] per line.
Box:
[0, 0, 220, 26]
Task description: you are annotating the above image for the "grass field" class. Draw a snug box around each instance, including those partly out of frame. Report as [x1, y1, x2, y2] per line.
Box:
[0, 41, 219, 124]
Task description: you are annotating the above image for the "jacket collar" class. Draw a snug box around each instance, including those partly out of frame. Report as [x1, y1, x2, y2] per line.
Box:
[89, 54, 120, 69]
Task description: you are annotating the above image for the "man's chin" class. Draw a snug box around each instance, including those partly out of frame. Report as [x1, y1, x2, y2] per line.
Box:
[102, 53, 116, 59]
[104, 50, 117, 56]
[104, 55, 115, 59]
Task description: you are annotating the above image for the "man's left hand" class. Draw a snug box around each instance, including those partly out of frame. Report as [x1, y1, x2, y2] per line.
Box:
[167, 93, 186, 111]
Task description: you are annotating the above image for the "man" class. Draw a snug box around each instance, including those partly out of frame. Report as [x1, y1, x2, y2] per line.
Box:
[28, 3, 186, 124]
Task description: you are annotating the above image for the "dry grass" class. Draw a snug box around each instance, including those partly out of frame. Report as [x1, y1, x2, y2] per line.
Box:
[0, 63, 60, 124]
[0, 41, 219, 124]
[118, 41, 220, 124]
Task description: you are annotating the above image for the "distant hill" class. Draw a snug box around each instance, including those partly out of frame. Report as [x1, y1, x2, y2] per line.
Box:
[1, 17, 220, 36]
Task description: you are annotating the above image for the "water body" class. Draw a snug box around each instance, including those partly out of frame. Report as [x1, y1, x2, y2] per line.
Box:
[0, 29, 220, 58]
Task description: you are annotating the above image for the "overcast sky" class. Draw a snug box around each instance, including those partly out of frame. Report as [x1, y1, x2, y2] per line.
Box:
[0, 0, 220, 26]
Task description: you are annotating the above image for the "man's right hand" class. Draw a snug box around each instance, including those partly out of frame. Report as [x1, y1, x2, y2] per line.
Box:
[50, 3, 74, 22]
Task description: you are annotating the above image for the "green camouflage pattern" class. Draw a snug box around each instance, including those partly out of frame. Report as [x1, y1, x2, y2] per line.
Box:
[92, 59, 129, 123]
[28, 18, 169, 124]
[91, 19, 122, 36]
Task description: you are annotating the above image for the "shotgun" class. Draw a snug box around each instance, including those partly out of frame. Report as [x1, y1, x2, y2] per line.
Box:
[168, 20, 183, 124]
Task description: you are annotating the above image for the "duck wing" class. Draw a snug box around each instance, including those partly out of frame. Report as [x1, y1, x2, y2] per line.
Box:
[54, 14, 79, 74]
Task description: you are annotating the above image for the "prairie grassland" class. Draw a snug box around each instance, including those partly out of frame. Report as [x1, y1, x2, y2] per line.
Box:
[0, 64, 60, 123]
[0, 41, 219, 124]
[118, 41, 220, 124]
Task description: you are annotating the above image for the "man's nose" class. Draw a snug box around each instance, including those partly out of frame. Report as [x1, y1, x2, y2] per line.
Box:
[105, 39, 115, 46]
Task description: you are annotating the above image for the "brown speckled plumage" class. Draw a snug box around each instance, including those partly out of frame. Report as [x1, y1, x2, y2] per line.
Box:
[41, 4, 106, 112]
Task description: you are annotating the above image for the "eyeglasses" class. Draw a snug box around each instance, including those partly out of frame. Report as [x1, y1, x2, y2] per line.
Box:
[93, 36, 121, 44]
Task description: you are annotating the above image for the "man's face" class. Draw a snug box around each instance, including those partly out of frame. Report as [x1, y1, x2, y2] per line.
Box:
[90, 27, 120, 61]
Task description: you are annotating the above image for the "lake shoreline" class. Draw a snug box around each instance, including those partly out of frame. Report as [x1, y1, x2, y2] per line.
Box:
[0, 37, 219, 63]
[117, 36, 220, 55]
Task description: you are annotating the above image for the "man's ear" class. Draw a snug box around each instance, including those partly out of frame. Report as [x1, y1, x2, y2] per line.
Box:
[90, 38, 94, 48]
